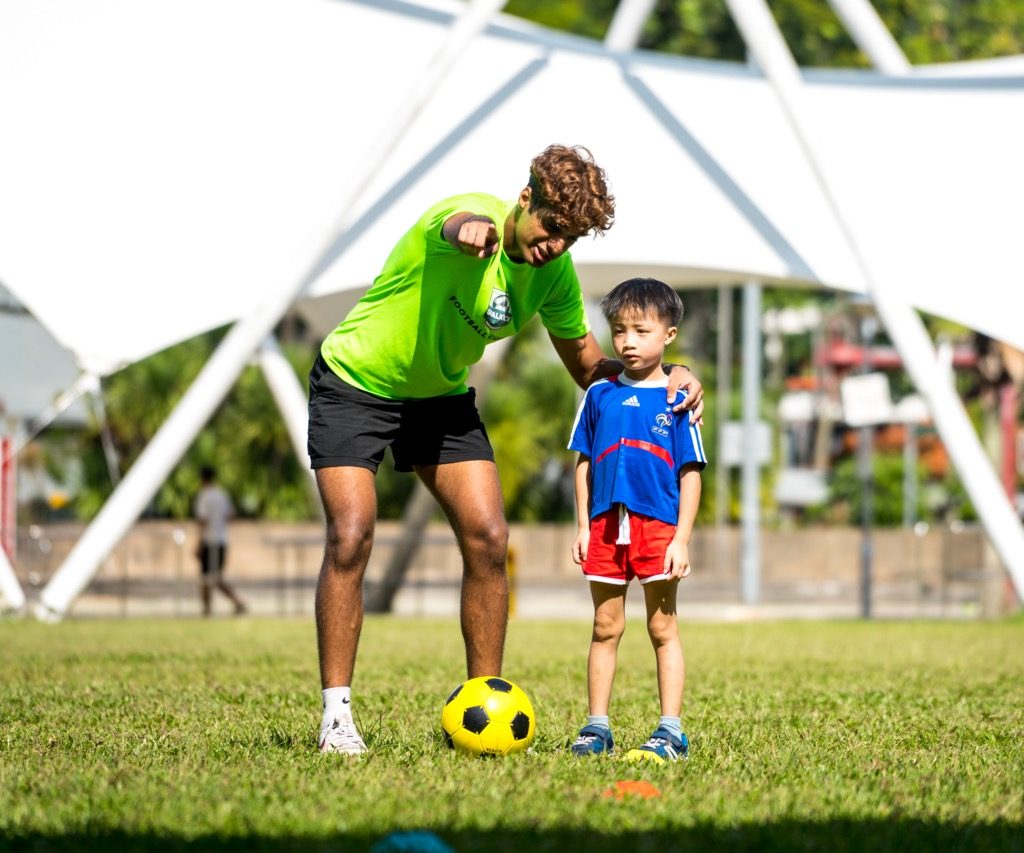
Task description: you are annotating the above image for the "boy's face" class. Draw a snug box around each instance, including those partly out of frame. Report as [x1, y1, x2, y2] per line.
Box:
[504, 188, 586, 267]
[609, 308, 678, 381]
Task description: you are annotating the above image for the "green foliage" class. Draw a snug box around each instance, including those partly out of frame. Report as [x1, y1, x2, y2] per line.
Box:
[69, 330, 320, 522]
[508, 0, 1024, 65]
[1, 618, 1022, 849]
[815, 452, 924, 525]
[505, 0, 618, 39]
[806, 450, 978, 526]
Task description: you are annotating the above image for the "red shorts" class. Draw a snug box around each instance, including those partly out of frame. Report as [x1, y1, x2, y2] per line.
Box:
[583, 508, 677, 585]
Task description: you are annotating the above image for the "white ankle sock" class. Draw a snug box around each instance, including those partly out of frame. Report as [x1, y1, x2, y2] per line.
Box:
[322, 686, 352, 723]
[659, 715, 682, 738]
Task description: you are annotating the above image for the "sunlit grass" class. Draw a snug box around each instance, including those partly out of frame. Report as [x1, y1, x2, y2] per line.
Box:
[1, 617, 1022, 850]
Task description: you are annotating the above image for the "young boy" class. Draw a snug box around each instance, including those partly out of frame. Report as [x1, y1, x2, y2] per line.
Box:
[567, 278, 706, 763]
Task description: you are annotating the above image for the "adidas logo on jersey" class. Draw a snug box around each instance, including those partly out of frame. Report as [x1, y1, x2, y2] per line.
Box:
[621, 395, 640, 407]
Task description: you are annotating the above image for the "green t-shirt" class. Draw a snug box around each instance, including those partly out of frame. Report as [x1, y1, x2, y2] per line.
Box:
[320, 192, 590, 399]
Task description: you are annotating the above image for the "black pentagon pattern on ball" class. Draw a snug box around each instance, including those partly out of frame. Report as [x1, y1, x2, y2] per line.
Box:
[445, 684, 463, 705]
[510, 711, 531, 741]
[462, 706, 489, 734]
[485, 677, 513, 692]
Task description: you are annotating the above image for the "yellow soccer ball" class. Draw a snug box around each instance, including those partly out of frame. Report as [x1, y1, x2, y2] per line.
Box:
[440, 676, 536, 757]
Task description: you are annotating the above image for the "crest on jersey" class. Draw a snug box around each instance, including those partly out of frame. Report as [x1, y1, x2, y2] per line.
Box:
[656, 412, 672, 427]
[484, 288, 512, 330]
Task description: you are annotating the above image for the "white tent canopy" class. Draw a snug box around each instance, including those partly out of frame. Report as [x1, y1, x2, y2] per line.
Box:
[1, 0, 1022, 617]
[1, 0, 1022, 377]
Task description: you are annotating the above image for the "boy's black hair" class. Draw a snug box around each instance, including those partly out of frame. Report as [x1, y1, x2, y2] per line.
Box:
[200, 466, 216, 483]
[600, 277, 684, 327]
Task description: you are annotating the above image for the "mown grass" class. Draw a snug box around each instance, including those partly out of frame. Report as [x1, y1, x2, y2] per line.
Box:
[1, 616, 1022, 851]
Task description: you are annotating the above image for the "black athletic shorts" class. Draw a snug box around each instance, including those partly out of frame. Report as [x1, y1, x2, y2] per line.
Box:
[199, 544, 227, 578]
[307, 354, 495, 473]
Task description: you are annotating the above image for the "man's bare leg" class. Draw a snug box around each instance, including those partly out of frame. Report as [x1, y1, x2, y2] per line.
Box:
[416, 460, 508, 677]
[314, 466, 378, 689]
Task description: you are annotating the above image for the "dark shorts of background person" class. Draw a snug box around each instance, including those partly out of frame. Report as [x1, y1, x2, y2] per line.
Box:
[307, 354, 495, 473]
[198, 544, 227, 580]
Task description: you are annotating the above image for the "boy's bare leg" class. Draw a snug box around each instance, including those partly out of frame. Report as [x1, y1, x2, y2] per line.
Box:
[415, 460, 508, 678]
[315, 466, 378, 689]
[643, 579, 684, 717]
[587, 583, 627, 715]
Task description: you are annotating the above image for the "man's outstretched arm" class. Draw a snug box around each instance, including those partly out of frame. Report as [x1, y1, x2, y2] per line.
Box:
[548, 331, 619, 389]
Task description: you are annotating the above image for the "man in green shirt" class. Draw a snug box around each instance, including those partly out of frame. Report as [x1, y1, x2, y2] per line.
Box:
[309, 145, 704, 754]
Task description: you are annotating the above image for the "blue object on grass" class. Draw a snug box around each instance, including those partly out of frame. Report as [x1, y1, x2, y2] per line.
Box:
[372, 830, 454, 853]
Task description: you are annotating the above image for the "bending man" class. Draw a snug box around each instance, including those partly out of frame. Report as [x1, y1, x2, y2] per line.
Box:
[308, 144, 704, 754]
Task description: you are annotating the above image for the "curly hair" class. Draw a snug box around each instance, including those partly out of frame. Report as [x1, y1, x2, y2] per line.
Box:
[527, 144, 615, 236]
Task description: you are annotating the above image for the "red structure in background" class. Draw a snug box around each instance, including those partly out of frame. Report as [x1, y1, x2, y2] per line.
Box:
[1001, 384, 1019, 500]
[1, 437, 14, 559]
[817, 340, 978, 372]
[809, 339, 982, 480]
[817, 332, 1022, 506]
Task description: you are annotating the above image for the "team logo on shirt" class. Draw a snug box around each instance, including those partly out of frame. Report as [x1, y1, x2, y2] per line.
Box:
[652, 411, 672, 437]
[484, 288, 512, 330]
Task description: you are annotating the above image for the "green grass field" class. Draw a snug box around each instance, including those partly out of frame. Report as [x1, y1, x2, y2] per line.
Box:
[2, 615, 1022, 851]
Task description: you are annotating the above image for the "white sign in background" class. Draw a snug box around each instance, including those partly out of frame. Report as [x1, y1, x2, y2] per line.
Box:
[840, 372, 894, 427]
[720, 420, 772, 468]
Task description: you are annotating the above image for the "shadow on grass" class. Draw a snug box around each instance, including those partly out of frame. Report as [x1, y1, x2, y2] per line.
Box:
[4, 820, 1023, 853]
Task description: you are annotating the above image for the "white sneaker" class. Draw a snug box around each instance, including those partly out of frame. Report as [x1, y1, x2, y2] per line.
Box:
[318, 714, 367, 755]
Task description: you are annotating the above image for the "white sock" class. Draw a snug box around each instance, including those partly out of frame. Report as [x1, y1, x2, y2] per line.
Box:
[659, 715, 682, 738]
[322, 686, 352, 725]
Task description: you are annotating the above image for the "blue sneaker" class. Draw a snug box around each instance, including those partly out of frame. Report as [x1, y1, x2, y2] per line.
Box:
[570, 724, 614, 756]
[625, 727, 688, 763]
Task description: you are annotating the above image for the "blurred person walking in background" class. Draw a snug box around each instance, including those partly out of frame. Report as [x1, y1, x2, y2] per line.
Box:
[194, 465, 247, 617]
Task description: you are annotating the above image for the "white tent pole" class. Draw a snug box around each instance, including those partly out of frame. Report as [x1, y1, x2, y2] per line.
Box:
[256, 335, 318, 494]
[86, 381, 122, 488]
[604, 0, 658, 51]
[825, 0, 911, 75]
[35, 0, 510, 620]
[0, 543, 24, 612]
[722, 0, 1024, 601]
[14, 372, 100, 456]
[714, 286, 733, 562]
[740, 281, 762, 605]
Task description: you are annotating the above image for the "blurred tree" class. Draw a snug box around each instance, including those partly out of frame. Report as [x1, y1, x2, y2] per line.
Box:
[505, 0, 618, 38]
[810, 452, 920, 525]
[508, 0, 1024, 65]
[67, 328, 322, 521]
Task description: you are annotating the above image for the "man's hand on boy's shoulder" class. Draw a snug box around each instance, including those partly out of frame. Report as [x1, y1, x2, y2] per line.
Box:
[664, 365, 704, 425]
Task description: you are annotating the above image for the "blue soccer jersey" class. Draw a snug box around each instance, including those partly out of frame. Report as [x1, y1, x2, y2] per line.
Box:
[568, 375, 707, 526]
